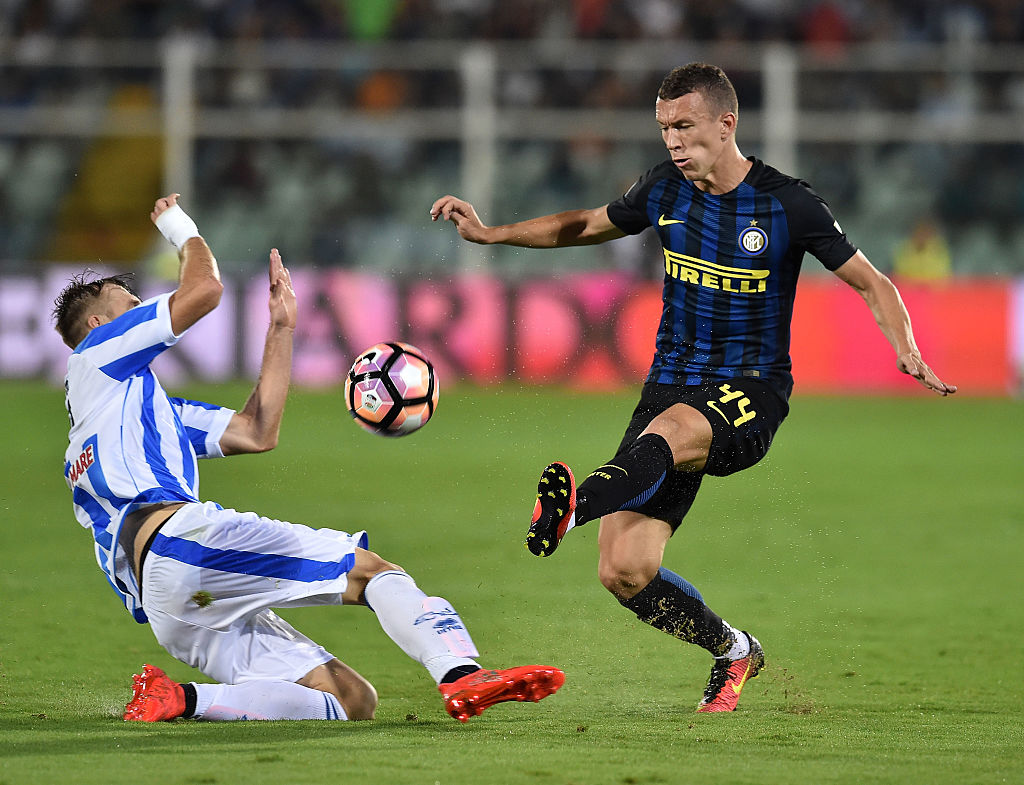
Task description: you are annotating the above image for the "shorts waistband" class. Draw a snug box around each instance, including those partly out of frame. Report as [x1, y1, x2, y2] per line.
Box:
[119, 502, 186, 594]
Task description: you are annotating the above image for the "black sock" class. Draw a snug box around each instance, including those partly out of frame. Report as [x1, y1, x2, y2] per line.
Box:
[620, 569, 735, 657]
[575, 433, 674, 524]
[440, 664, 481, 685]
[181, 682, 197, 718]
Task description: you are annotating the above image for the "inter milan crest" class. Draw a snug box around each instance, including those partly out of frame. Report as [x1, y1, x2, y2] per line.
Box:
[738, 219, 768, 256]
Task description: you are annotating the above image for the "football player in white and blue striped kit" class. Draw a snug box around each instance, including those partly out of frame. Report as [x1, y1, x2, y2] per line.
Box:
[55, 193, 564, 723]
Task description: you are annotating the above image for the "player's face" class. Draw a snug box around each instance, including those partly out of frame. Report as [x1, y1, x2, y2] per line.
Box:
[95, 283, 141, 322]
[656, 92, 732, 185]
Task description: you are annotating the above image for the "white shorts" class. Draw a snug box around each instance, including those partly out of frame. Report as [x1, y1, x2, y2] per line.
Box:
[140, 501, 367, 685]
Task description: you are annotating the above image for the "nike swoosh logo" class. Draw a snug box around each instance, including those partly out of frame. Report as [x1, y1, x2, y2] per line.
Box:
[658, 214, 685, 226]
[730, 663, 753, 694]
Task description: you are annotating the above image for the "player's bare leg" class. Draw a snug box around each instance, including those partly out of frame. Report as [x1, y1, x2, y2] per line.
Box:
[298, 659, 378, 720]
[598, 511, 765, 712]
[526, 404, 707, 557]
[525, 434, 673, 558]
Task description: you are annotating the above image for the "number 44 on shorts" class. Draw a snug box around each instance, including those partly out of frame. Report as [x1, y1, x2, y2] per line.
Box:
[706, 383, 757, 427]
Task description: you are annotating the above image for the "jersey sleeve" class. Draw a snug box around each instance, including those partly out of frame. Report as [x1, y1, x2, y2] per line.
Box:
[74, 293, 183, 381]
[606, 164, 662, 235]
[169, 398, 236, 459]
[785, 184, 858, 271]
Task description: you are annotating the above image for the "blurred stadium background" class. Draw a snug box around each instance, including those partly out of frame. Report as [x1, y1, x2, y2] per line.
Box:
[1, 0, 1022, 394]
[3, 7, 1022, 783]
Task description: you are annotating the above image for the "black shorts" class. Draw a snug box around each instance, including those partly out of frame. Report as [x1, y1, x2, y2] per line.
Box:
[613, 379, 789, 530]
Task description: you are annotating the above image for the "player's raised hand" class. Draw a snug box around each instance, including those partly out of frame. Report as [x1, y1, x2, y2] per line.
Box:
[897, 351, 957, 396]
[150, 193, 180, 224]
[429, 195, 492, 243]
[267, 248, 296, 330]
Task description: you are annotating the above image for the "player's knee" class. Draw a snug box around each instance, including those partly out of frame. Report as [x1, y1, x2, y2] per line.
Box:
[344, 549, 406, 605]
[300, 659, 379, 720]
[353, 548, 403, 581]
[645, 404, 713, 469]
[598, 557, 659, 600]
[342, 679, 379, 721]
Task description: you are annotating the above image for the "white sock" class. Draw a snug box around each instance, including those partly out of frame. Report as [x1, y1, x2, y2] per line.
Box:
[363, 570, 480, 684]
[563, 511, 577, 534]
[720, 625, 751, 660]
[191, 681, 347, 721]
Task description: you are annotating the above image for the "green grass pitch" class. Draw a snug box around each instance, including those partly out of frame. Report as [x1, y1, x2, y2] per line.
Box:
[1, 380, 1021, 784]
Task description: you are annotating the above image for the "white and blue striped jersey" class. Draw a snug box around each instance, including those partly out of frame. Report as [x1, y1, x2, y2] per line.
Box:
[63, 292, 234, 623]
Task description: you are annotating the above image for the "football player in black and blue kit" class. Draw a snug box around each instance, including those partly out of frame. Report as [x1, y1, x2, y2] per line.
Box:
[431, 63, 955, 713]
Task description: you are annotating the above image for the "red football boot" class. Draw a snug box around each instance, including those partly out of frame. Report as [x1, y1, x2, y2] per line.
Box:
[696, 632, 765, 713]
[439, 665, 565, 723]
[123, 664, 186, 722]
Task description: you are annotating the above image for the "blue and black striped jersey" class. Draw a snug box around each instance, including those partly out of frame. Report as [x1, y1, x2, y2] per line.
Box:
[607, 156, 857, 397]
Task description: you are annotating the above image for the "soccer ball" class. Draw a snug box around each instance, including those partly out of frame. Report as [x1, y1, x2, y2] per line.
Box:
[344, 342, 439, 436]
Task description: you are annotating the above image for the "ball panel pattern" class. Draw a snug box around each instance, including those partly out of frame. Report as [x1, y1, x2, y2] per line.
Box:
[345, 342, 438, 436]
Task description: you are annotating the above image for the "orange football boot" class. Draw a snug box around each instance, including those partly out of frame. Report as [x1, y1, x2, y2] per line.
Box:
[123, 664, 186, 722]
[526, 462, 576, 557]
[696, 632, 765, 712]
[439, 665, 565, 722]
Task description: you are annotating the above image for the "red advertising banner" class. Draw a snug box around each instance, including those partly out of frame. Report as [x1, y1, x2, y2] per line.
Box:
[0, 270, 1015, 394]
[789, 277, 1011, 394]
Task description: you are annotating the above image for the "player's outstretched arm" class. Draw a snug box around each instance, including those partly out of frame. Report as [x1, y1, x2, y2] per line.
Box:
[220, 248, 297, 456]
[429, 195, 625, 248]
[833, 251, 957, 396]
[151, 194, 223, 335]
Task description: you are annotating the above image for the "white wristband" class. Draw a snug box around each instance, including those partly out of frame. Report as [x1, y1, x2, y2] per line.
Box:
[155, 204, 201, 250]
